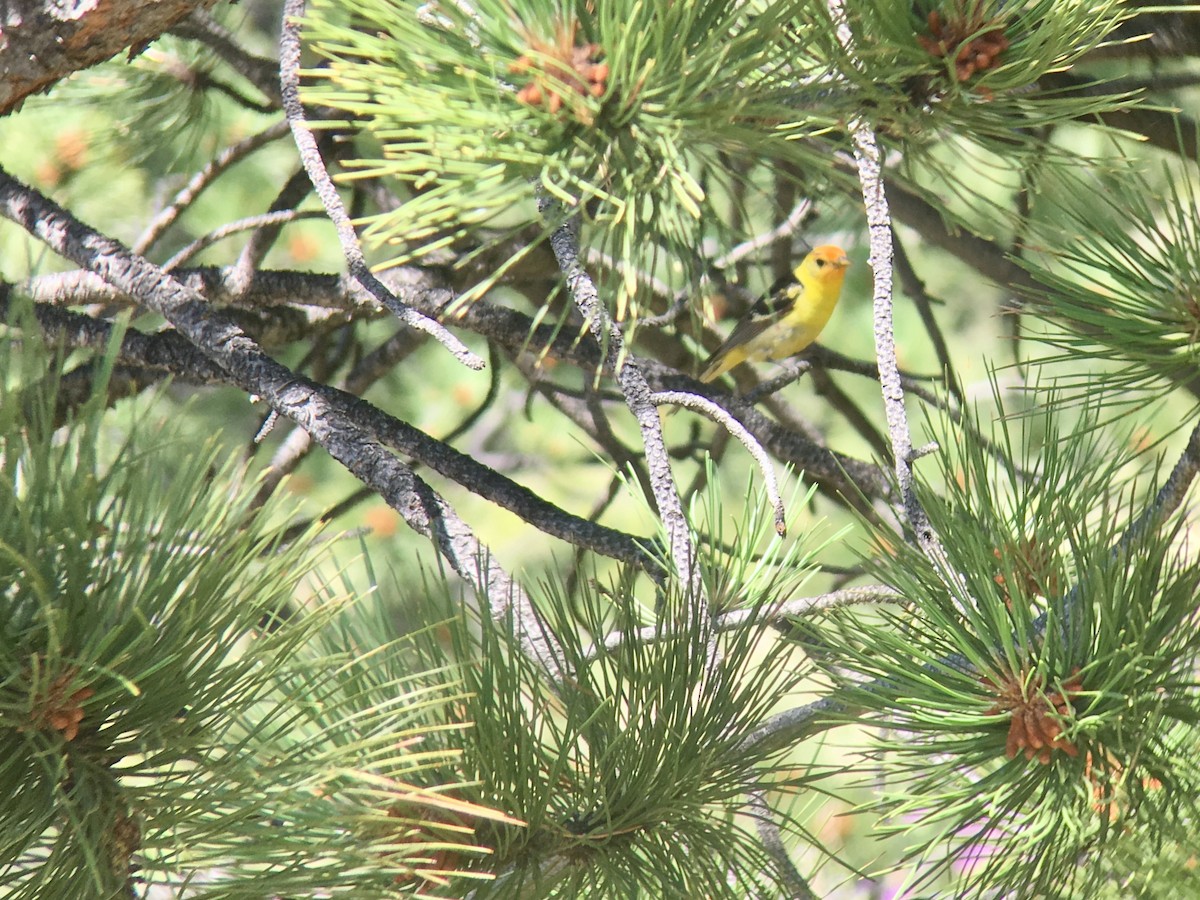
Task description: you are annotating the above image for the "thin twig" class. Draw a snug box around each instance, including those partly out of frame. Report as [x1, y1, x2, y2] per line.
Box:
[652, 390, 787, 537]
[279, 0, 484, 370]
[163, 209, 323, 271]
[584, 587, 904, 662]
[743, 361, 812, 404]
[713, 200, 814, 272]
[133, 120, 292, 255]
[230, 165, 319, 291]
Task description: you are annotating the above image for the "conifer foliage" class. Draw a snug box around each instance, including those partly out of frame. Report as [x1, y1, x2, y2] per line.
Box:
[2, 0, 1200, 897]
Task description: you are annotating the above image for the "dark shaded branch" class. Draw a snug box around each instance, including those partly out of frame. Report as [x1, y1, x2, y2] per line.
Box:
[892, 231, 962, 405]
[1041, 69, 1199, 160]
[173, 10, 283, 105]
[883, 178, 1038, 294]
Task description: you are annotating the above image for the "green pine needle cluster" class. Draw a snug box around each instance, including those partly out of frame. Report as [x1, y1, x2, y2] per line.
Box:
[798, 398, 1200, 897]
[1019, 142, 1200, 407]
[838, 0, 1131, 146]
[0, 314, 491, 897]
[384, 475, 835, 898]
[301, 0, 842, 313]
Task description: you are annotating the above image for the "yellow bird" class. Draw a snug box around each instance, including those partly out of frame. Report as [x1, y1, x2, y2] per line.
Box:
[699, 245, 851, 383]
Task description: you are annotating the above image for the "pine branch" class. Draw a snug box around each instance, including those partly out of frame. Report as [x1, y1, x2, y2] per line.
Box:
[12, 265, 897, 505]
[0, 0, 205, 115]
[0, 287, 661, 577]
[0, 165, 569, 680]
[745, 415, 1200, 759]
[1047, 416, 1200, 636]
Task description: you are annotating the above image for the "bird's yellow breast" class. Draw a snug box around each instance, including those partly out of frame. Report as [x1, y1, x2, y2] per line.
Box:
[745, 282, 838, 361]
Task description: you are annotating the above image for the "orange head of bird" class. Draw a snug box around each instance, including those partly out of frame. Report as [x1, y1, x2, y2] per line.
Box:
[803, 245, 851, 285]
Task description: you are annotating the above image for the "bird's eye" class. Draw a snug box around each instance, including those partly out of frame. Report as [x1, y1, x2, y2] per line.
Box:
[815, 258, 826, 267]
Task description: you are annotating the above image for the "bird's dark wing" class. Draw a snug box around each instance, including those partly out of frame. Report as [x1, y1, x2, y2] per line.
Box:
[707, 280, 800, 357]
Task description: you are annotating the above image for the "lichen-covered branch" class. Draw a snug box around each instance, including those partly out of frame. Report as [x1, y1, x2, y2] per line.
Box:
[540, 205, 701, 604]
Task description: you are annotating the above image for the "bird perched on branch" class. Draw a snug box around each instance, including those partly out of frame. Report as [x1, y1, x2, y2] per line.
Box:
[699, 245, 851, 383]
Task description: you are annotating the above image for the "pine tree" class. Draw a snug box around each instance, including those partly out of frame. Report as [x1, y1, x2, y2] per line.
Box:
[2, 0, 1200, 897]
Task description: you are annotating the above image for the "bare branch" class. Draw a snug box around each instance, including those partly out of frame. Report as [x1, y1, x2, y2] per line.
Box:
[163, 209, 323, 271]
[541, 204, 700, 603]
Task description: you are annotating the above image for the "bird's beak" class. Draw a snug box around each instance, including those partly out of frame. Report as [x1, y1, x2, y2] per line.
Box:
[834, 254, 850, 269]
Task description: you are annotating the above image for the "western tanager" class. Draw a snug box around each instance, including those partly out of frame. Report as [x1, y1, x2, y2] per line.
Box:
[699, 245, 851, 383]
